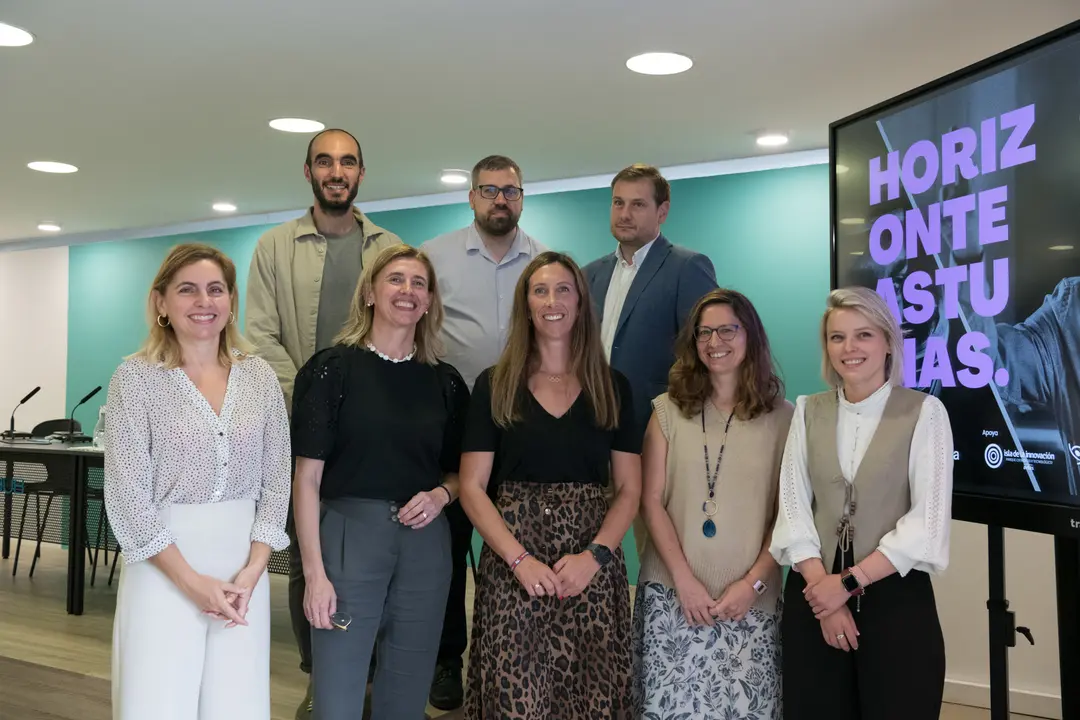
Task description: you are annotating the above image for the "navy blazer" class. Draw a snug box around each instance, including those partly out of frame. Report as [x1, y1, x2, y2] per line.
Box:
[584, 234, 718, 440]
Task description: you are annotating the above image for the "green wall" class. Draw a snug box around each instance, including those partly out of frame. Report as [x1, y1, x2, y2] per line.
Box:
[67, 163, 831, 581]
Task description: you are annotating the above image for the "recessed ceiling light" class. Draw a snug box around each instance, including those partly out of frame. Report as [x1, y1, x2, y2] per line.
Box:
[625, 52, 693, 76]
[28, 161, 78, 174]
[37, 222, 61, 232]
[212, 202, 237, 213]
[835, 164, 850, 174]
[1049, 245, 1074, 251]
[440, 170, 469, 186]
[839, 217, 865, 225]
[756, 133, 789, 147]
[0, 22, 33, 47]
[269, 118, 325, 133]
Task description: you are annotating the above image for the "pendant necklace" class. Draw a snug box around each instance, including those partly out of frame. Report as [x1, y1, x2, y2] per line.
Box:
[701, 404, 736, 538]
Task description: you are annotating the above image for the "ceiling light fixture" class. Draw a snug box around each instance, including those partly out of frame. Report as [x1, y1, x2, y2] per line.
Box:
[440, 170, 469, 186]
[839, 217, 865, 225]
[625, 52, 693, 76]
[1049, 245, 1074, 251]
[269, 118, 325, 133]
[212, 202, 237, 213]
[756, 133, 789, 147]
[37, 222, 61, 232]
[28, 161, 78, 174]
[0, 22, 33, 47]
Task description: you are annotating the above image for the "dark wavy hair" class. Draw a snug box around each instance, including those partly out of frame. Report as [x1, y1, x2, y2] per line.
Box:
[667, 288, 784, 420]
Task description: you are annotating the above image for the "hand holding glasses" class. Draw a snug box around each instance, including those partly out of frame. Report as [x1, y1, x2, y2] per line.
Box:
[476, 184, 523, 201]
[330, 611, 352, 631]
[695, 324, 741, 342]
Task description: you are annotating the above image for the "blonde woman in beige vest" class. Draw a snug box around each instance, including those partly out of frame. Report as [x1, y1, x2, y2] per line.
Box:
[631, 289, 793, 719]
[769, 286, 954, 720]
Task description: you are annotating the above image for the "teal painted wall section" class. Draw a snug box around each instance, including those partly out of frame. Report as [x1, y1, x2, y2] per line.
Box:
[66, 163, 831, 583]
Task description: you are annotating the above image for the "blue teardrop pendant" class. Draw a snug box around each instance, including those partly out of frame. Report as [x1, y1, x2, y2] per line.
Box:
[703, 519, 716, 538]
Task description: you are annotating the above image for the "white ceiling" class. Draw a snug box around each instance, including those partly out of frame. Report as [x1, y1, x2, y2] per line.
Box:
[1, 0, 1077, 246]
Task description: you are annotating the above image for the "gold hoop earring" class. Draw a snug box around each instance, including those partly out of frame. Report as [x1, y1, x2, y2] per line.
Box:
[229, 311, 236, 325]
[157, 315, 170, 327]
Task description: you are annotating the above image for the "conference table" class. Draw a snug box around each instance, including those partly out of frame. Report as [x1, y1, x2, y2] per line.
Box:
[0, 440, 103, 615]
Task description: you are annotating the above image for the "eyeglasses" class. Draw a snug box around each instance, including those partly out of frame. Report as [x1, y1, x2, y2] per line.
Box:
[695, 324, 741, 342]
[330, 612, 352, 631]
[476, 185, 523, 201]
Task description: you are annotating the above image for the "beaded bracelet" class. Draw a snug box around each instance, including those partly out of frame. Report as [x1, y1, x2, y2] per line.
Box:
[509, 551, 531, 571]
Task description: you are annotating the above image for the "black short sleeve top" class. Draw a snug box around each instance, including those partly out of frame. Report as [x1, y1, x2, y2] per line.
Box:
[291, 345, 470, 503]
[462, 366, 640, 490]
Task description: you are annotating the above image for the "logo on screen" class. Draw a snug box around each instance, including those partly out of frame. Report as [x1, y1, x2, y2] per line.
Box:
[985, 443, 1004, 469]
[1070, 445, 1080, 465]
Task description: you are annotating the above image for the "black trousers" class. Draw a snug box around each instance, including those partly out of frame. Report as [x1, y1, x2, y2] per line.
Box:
[782, 558, 946, 720]
[287, 500, 473, 675]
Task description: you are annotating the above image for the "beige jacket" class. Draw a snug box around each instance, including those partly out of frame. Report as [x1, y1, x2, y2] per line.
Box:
[244, 206, 403, 412]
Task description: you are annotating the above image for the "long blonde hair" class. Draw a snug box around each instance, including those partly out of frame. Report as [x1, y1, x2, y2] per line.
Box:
[490, 251, 618, 429]
[820, 286, 905, 387]
[334, 244, 445, 364]
[135, 243, 251, 368]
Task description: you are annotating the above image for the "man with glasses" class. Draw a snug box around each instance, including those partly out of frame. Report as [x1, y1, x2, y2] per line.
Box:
[245, 128, 403, 719]
[419, 154, 547, 710]
[584, 163, 717, 553]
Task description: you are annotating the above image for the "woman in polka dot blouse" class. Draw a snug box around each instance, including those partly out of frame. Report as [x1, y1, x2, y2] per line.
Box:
[103, 243, 292, 720]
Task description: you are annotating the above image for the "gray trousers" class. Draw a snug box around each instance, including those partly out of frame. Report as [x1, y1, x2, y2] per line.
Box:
[312, 498, 451, 720]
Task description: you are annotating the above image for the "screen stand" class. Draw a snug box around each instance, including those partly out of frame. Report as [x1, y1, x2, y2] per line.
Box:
[986, 525, 1035, 720]
[1055, 536, 1080, 719]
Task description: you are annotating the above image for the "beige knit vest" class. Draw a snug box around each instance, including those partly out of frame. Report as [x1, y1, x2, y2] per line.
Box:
[804, 387, 924, 573]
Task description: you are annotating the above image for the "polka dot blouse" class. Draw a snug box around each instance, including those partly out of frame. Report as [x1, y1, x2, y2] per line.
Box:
[103, 352, 292, 564]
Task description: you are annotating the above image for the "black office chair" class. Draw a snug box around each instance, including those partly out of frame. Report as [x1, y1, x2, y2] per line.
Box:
[11, 419, 82, 577]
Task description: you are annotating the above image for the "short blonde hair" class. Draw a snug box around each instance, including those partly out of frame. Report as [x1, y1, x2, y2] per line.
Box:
[334, 244, 445, 364]
[135, 243, 252, 368]
[820, 286, 904, 387]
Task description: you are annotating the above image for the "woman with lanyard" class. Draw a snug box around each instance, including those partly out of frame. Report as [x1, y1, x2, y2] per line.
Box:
[770, 286, 954, 719]
[631, 289, 792, 718]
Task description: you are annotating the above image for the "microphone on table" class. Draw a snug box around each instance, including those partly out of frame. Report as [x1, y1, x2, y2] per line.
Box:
[3, 386, 40, 440]
[64, 385, 102, 443]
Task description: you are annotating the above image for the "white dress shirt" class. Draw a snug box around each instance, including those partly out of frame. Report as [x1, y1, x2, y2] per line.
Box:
[769, 382, 954, 576]
[103, 353, 292, 564]
[422, 223, 547, 390]
[601, 237, 656, 359]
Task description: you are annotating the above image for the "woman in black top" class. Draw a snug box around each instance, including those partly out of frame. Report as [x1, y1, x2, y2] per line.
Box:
[291, 244, 470, 720]
[459, 251, 643, 720]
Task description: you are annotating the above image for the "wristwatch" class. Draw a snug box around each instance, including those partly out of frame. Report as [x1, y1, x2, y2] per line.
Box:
[586, 543, 613, 567]
[840, 568, 865, 596]
[751, 579, 768, 596]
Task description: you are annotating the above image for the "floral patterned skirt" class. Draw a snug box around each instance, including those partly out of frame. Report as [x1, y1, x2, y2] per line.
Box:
[631, 581, 783, 719]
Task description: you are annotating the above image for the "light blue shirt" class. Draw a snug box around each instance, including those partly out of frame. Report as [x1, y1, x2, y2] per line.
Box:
[421, 224, 548, 389]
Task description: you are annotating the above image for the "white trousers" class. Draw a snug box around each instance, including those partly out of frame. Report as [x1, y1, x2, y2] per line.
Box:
[112, 499, 270, 720]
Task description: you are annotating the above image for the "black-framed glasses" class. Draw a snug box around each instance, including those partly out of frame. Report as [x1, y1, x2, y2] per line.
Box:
[695, 324, 741, 342]
[476, 184, 523, 201]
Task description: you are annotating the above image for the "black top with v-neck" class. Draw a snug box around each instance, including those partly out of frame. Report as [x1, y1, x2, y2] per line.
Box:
[463, 366, 640, 490]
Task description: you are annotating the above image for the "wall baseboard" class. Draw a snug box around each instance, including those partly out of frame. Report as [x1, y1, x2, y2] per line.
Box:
[945, 678, 1061, 718]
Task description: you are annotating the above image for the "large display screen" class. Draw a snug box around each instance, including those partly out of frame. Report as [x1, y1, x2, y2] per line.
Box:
[831, 20, 1080, 521]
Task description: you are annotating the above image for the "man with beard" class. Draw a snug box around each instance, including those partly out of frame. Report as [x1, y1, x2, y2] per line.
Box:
[419, 154, 547, 710]
[245, 128, 403, 719]
[584, 163, 717, 554]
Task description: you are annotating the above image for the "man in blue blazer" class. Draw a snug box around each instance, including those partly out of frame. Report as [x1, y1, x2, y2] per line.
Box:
[585, 164, 718, 552]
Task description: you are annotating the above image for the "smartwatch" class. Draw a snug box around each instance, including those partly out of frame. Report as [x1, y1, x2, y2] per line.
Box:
[586, 543, 613, 567]
[840, 568, 865, 596]
[751, 579, 768, 596]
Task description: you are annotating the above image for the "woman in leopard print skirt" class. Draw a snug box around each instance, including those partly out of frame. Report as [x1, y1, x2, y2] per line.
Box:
[458, 252, 642, 719]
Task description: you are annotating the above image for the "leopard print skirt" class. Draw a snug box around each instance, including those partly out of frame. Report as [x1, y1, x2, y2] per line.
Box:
[463, 480, 634, 720]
